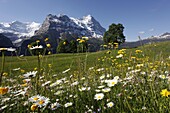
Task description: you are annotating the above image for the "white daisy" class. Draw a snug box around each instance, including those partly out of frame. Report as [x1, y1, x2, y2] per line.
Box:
[35, 96, 50, 108]
[42, 81, 51, 87]
[62, 68, 70, 73]
[64, 102, 73, 108]
[106, 79, 118, 87]
[98, 85, 105, 89]
[71, 81, 79, 86]
[159, 75, 166, 79]
[50, 102, 60, 110]
[7, 48, 16, 52]
[29, 45, 43, 50]
[96, 68, 104, 72]
[100, 75, 105, 80]
[54, 90, 65, 95]
[23, 71, 37, 78]
[29, 95, 50, 108]
[29, 95, 41, 103]
[12, 67, 21, 71]
[107, 102, 114, 108]
[94, 93, 104, 100]
[102, 88, 111, 93]
[23, 79, 31, 83]
[0, 47, 16, 52]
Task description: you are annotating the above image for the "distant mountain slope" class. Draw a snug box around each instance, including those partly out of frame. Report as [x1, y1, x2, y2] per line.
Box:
[120, 33, 170, 48]
[0, 33, 14, 48]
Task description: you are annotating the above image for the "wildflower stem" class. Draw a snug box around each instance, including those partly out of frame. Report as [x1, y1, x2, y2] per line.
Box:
[125, 97, 133, 113]
[36, 54, 41, 94]
[0, 51, 5, 86]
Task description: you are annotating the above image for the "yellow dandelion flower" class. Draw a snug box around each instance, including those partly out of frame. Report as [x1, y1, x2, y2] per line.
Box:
[46, 43, 51, 48]
[31, 104, 38, 111]
[79, 39, 85, 43]
[39, 55, 43, 58]
[44, 38, 49, 42]
[114, 43, 119, 48]
[0, 87, 8, 95]
[2, 72, 8, 76]
[135, 50, 142, 53]
[114, 42, 118, 45]
[48, 51, 51, 55]
[108, 43, 112, 45]
[48, 64, 52, 68]
[20, 69, 25, 73]
[160, 89, 170, 97]
[103, 45, 107, 47]
[106, 51, 111, 54]
[27, 44, 31, 48]
[63, 42, 66, 45]
[131, 56, 136, 59]
[36, 40, 40, 43]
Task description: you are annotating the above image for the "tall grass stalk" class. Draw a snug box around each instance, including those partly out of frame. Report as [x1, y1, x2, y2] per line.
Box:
[0, 51, 5, 86]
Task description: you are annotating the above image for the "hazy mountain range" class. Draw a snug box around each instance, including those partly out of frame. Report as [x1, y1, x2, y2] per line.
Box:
[120, 32, 170, 48]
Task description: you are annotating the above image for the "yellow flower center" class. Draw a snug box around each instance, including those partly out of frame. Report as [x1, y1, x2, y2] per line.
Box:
[39, 100, 45, 105]
[111, 82, 115, 85]
[21, 83, 28, 87]
[33, 97, 39, 101]
[98, 96, 101, 99]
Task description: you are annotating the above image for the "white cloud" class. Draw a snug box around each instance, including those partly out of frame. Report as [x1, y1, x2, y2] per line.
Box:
[139, 31, 145, 34]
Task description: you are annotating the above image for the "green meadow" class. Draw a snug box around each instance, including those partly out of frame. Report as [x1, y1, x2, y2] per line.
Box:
[0, 41, 170, 112]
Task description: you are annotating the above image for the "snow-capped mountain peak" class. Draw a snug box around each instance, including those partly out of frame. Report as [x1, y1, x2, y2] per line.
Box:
[82, 15, 93, 22]
[0, 21, 41, 46]
[0, 21, 41, 35]
[36, 14, 106, 38]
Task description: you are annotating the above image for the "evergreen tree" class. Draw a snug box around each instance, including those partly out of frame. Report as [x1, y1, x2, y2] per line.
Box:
[103, 23, 125, 44]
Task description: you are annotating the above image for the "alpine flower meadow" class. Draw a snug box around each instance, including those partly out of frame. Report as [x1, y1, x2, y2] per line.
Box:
[0, 41, 170, 112]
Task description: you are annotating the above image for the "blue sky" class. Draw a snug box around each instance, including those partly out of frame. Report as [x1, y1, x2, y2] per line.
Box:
[0, 0, 169, 41]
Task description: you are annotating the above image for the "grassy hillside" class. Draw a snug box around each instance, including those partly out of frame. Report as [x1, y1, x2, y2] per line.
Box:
[0, 41, 170, 112]
[2, 41, 170, 73]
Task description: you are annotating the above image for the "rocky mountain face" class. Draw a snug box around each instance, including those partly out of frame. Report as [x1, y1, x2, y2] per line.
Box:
[0, 21, 41, 46]
[35, 14, 106, 38]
